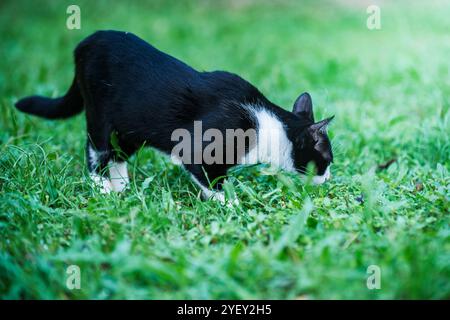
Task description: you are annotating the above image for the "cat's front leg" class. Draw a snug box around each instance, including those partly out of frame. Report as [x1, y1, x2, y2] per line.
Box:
[195, 180, 239, 207]
[188, 167, 239, 206]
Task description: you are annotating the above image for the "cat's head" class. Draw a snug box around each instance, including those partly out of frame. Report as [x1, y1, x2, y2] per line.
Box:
[291, 92, 334, 184]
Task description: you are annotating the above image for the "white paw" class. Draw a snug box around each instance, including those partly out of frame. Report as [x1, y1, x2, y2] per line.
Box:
[110, 178, 129, 192]
[90, 174, 113, 194]
[209, 191, 240, 207]
[109, 161, 129, 192]
[225, 197, 240, 208]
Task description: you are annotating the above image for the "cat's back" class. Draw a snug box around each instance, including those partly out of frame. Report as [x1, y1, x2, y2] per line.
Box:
[74, 30, 198, 80]
[198, 70, 268, 106]
[75, 30, 159, 60]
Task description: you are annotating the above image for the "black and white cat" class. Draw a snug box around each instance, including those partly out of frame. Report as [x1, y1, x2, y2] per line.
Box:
[15, 30, 333, 203]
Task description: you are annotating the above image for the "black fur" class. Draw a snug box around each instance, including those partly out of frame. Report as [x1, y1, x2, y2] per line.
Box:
[15, 30, 333, 195]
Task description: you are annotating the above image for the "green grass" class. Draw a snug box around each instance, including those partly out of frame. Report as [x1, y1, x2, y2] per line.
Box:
[0, 0, 449, 299]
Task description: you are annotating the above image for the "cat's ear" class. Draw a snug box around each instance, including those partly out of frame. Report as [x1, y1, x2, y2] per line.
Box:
[293, 92, 314, 122]
[309, 116, 334, 136]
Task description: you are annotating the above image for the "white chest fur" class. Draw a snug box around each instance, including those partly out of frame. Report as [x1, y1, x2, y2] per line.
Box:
[242, 106, 295, 172]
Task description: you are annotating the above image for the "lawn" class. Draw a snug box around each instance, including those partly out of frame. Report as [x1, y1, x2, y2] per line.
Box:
[0, 0, 449, 299]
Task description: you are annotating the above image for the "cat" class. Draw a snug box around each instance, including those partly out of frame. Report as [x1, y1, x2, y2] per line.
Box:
[15, 30, 334, 204]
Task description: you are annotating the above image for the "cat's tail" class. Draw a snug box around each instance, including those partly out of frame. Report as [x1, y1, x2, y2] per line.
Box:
[15, 77, 83, 119]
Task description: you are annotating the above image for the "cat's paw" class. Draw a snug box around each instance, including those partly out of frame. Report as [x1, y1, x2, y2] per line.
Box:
[90, 174, 114, 194]
[226, 197, 240, 208]
[109, 161, 129, 192]
[110, 178, 129, 192]
[210, 191, 240, 207]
